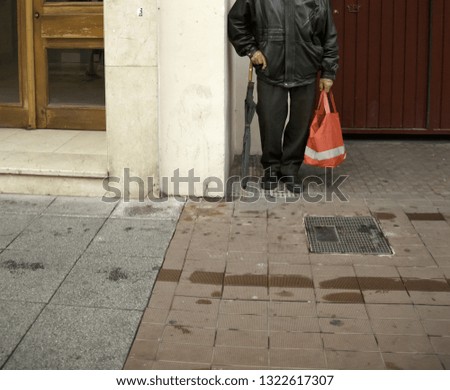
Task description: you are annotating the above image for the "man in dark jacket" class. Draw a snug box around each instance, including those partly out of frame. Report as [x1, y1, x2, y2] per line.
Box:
[228, 0, 339, 192]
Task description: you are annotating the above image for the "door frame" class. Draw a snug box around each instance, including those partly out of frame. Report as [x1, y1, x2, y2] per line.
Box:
[33, 0, 105, 130]
[0, 0, 36, 129]
[0, 0, 105, 130]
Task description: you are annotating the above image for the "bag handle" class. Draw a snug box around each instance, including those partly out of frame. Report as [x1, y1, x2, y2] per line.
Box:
[318, 91, 337, 114]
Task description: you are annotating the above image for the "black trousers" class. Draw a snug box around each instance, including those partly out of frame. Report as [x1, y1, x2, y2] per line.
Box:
[257, 79, 316, 176]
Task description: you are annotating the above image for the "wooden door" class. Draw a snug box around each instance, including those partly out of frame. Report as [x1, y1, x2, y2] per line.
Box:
[33, 0, 105, 130]
[332, 0, 450, 134]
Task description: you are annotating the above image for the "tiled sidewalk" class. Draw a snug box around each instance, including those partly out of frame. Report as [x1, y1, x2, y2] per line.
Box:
[125, 196, 450, 370]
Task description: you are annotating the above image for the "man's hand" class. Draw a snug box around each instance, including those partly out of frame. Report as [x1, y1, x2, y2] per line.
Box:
[251, 50, 267, 70]
[319, 78, 334, 93]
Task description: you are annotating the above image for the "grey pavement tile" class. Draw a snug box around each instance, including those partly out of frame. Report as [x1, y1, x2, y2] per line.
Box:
[0, 195, 54, 215]
[42, 196, 118, 217]
[7, 215, 105, 254]
[86, 218, 176, 258]
[0, 214, 36, 249]
[0, 300, 45, 367]
[4, 305, 142, 369]
[111, 198, 184, 220]
[0, 249, 80, 303]
[50, 253, 162, 310]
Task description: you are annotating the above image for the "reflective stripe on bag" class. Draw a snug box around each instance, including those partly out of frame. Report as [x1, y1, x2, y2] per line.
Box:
[304, 145, 346, 161]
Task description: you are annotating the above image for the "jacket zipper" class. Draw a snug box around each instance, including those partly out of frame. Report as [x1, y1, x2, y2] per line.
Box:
[284, 0, 296, 86]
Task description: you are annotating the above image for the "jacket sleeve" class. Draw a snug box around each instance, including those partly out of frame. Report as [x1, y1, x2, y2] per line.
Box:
[320, 0, 339, 80]
[228, 0, 258, 57]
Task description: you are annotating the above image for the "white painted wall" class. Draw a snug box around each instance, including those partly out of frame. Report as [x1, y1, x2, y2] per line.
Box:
[159, 0, 231, 197]
[104, 0, 159, 198]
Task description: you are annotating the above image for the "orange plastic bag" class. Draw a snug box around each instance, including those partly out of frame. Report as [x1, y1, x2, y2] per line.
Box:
[304, 91, 346, 168]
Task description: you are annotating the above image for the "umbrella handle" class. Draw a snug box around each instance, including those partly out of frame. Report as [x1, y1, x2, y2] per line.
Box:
[248, 61, 254, 82]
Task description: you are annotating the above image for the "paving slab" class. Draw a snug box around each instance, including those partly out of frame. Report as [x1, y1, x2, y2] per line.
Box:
[0, 249, 81, 303]
[85, 218, 176, 258]
[7, 215, 106, 255]
[4, 304, 142, 370]
[0, 194, 55, 215]
[0, 300, 45, 368]
[42, 196, 118, 217]
[50, 253, 162, 310]
[0, 214, 36, 249]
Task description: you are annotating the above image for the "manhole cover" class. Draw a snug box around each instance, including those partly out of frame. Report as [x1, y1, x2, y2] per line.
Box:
[305, 216, 393, 255]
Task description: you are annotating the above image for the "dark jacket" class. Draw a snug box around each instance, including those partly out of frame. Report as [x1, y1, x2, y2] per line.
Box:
[228, 0, 339, 88]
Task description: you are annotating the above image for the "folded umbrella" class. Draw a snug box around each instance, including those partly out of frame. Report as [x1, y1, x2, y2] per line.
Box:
[241, 61, 256, 188]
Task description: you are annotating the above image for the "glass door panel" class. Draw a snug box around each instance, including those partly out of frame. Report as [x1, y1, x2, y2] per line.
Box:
[0, 1, 20, 104]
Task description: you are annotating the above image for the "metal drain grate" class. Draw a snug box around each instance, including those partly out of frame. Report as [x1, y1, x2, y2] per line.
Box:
[305, 216, 393, 255]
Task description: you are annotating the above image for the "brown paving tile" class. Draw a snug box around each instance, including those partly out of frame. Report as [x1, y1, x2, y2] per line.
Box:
[269, 287, 315, 302]
[309, 254, 353, 266]
[325, 351, 384, 370]
[366, 304, 418, 319]
[269, 301, 316, 318]
[429, 337, 450, 354]
[175, 282, 223, 299]
[147, 294, 174, 310]
[268, 232, 305, 245]
[269, 332, 322, 349]
[226, 261, 268, 275]
[217, 314, 267, 331]
[161, 326, 216, 346]
[376, 335, 434, 353]
[212, 365, 266, 370]
[315, 289, 364, 304]
[123, 358, 153, 370]
[404, 278, 450, 292]
[213, 346, 269, 367]
[135, 323, 165, 341]
[268, 253, 311, 264]
[319, 318, 373, 334]
[382, 353, 443, 370]
[157, 269, 182, 283]
[317, 303, 368, 319]
[362, 290, 412, 304]
[222, 286, 268, 300]
[269, 348, 326, 369]
[171, 296, 220, 314]
[220, 300, 268, 316]
[157, 343, 213, 364]
[269, 243, 309, 255]
[269, 317, 320, 333]
[415, 305, 450, 320]
[438, 355, 450, 369]
[422, 320, 450, 336]
[224, 274, 267, 288]
[270, 263, 312, 276]
[152, 361, 211, 370]
[227, 251, 267, 262]
[183, 258, 227, 272]
[322, 333, 378, 352]
[216, 329, 268, 348]
[142, 308, 169, 324]
[353, 266, 400, 278]
[228, 239, 267, 253]
[397, 267, 445, 279]
[166, 309, 218, 329]
[408, 291, 450, 305]
[128, 340, 159, 361]
[186, 248, 228, 261]
[434, 257, 450, 267]
[371, 319, 425, 335]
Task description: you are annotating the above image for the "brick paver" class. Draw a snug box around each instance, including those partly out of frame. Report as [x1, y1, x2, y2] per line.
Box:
[125, 140, 450, 370]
